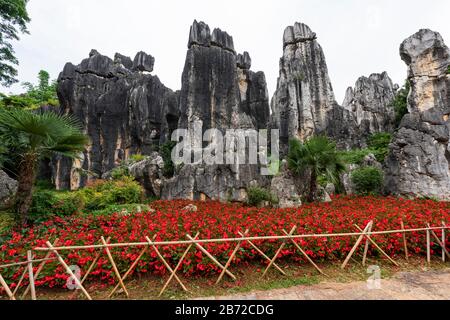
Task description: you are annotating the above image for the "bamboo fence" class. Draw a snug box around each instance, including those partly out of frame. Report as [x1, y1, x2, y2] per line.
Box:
[0, 221, 448, 300]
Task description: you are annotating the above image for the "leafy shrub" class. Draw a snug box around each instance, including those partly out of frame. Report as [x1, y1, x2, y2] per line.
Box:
[159, 141, 176, 178]
[90, 204, 152, 216]
[129, 154, 145, 163]
[247, 187, 277, 207]
[80, 177, 144, 211]
[29, 190, 84, 223]
[339, 149, 372, 165]
[367, 132, 392, 162]
[391, 80, 410, 127]
[110, 165, 130, 180]
[351, 167, 384, 195]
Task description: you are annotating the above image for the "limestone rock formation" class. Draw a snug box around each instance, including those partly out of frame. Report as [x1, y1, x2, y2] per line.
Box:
[342, 72, 397, 141]
[55, 50, 179, 190]
[271, 22, 398, 152]
[385, 29, 450, 199]
[161, 21, 271, 201]
[271, 22, 338, 152]
[128, 152, 165, 198]
[270, 160, 302, 208]
[0, 170, 17, 207]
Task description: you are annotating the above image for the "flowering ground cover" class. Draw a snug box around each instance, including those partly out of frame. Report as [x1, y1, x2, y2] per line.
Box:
[0, 196, 449, 292]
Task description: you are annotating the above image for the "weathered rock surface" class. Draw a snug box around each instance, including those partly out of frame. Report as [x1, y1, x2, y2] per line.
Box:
[271, 22, 397, 152]
[0, 170, 17, 207]
[385, 29, 450, 199]
[270, 161, 302, 208]
[342, 72, 397, 142]
[55, 50, 179, 190]
[128, 152, 165, 198]
[161, 21, 271, 202]
[271, 22, 338, 152]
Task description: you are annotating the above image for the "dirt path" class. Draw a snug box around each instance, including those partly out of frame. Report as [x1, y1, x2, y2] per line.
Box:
[200, 269, 450, 300]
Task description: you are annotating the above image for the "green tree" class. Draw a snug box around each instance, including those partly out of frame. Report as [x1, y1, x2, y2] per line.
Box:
[0, 0, 30, 86]
[288, 136, 346, 203]
[0, 108, 88, 225]
[21, 70, 58, 106]
[392, 80, 410, 127]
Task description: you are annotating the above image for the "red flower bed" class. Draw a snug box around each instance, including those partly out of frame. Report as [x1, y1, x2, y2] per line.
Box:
[0, 196, 449, 291]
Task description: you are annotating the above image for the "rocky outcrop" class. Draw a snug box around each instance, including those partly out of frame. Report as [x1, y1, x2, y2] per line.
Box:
[128, 152, 164, 198]
[161, 21, 271, 202]
[0, 170, 17, 207]
[342, 72, 397, 142]
[55, 50, 179, 190]
[270, 160, 302, 208]
[385, 29, 450, 199]
[271, 22, 338, 152]
[271, 22, 398, 152]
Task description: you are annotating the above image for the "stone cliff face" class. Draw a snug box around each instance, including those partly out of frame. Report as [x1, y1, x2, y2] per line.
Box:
[385, 29, 450, 199]
[161, 21, 270, 201]
[52, 20, 449, 203]
[55, 50, 179, 190]
[342, 72, 397, 142]
[271, 23, 337, 152]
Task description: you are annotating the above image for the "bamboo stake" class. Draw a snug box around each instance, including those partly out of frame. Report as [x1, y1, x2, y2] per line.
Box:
[341, 221, 373, 269]
[0, 272, 15, 300]
[362, 223, 373, 266]
[426, 228, 431, 265]
[427, 224, 450, 260]
[401, 220, 409, 262]
[26, 251, 36, 300]
[263, 226, 297, 277]
[146, 236, 188, 292]
[216, 230, 249, 284]
[46, 241, 92, 300]
[32, 226, 450, 252]
[159, 233, 199, 297]
[12, 266, 28, 297]
[109, 236, 155, 298]
[81, 237, 111, 284]
[101, 236, 129, 297]
[0, 257, 56, 269]
[354, 225, 399, 266]
[238, 232, 286, 276]
[282, 229, 327, 276]
[186, 234, 237, 281]
[442, 221, 446, 262]
[22, 239, 59, 299]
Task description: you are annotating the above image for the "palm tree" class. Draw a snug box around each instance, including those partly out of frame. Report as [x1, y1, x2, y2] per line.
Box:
[288, 136, 346, 203]
[0, 108, 88, 225]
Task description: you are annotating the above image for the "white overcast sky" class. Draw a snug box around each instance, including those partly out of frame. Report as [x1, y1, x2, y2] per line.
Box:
[2, 0, 450, 103]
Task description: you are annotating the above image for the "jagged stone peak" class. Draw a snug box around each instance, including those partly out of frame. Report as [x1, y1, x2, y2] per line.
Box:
[237, 51, 251, 69]
[188, 20, 235, 53]
[132, 51, 155, 72]
[114, 53, 133, 69]
[400, 29, 449, 77]
[283, 22, 317, 48]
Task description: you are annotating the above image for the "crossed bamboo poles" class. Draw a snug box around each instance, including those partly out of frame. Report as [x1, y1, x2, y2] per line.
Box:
[1, 221, 448, 300]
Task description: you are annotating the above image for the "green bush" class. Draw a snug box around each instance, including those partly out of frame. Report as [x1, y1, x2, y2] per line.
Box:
[367, 133, 392, 162]
[129, 154, 145, 163]
[351, 167, 384, 195]
[89, 204, 151, 216]
[391, 80, 410, 127]
[110, 165, 130, 180]
[80, 177, 144, 211]
[247, 187, 277, 207]
[339, 149, 372, 165]
[29, 189, 84, 223]
[159, 141, 176, 178]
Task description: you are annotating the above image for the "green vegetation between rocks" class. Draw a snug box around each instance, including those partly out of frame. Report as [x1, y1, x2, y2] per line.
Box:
[339, 132, 392, 165]
[351, 166, 384, 195]
[247, 186, 278, 207]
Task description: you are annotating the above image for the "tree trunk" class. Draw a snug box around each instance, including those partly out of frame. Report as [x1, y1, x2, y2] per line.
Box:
[308, 170, 317, 203]
[15, 154, 37, 227]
